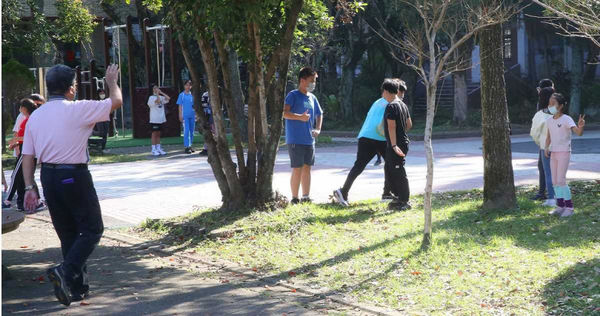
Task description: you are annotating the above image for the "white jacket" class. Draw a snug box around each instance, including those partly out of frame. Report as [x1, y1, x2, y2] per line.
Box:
[530, 110, 552, 148]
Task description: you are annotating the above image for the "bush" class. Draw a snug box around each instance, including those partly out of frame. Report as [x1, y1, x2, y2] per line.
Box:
[2, 59, 35, 152]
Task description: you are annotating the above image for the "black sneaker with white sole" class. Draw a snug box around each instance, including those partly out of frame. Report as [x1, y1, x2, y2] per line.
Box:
[47, 266, 72, 306]
[71, 290, 90, 302]
[290, 198, 300, 205]
[333, 189, 349, 207]
[300, 197, 312, 204]
[381, 193, 395, 201]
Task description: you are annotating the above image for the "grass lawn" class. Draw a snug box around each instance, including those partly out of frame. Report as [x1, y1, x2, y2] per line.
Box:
[104, 129, 205, 149]
[136, 181, 600, 315]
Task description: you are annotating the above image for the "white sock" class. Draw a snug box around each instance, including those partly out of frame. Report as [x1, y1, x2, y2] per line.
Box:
[157, 144, 162, 150]
[302, 194, 309, 199]
[152, 145, 156, 151]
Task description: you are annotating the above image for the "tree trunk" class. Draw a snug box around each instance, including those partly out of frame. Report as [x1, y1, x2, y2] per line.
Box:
[340, 57, 356, 121]
[453, 70, 468, 125]
[569, 38, 583, 116]
[479, 24, 517, 210]
[583, 43, 599, 82]
[227, 49, 248, 141]
[422, 83, 436, 248]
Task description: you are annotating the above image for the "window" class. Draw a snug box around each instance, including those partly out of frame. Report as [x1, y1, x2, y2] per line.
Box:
[503, 27, 512, 59]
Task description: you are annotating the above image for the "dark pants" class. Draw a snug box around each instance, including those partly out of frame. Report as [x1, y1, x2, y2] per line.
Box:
[537, 150, 546, 196]
[41, 166, 103, 296]
[341, 137, 388, 196]
[7, 145, 38, 208]
[384, 145, 410, 203]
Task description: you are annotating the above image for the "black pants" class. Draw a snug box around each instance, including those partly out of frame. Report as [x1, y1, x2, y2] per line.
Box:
[384, 145, 410, 203]
[341, 137, 388, 196]
[6, 145, 38, 208]
[41, 166, 103, 296]
[537, 150, 546, 195]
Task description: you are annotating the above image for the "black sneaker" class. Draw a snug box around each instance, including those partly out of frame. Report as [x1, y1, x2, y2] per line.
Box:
[290, 198, 300, 205]
[2, 201, 11, 209]
[381, 193, 395, 201]
[198, 149, 208, 156]
[190, 147, 196, 153]
[35, 202, 47, 212]
[300, 197, 312, 204]
[333, 189, 349, 207]
[184, 147, 192, 154]
[389, 200, 411, 211]
[374, 158, 382, 166]
[47, 266, 72, 306]
[71, 290, 90, 302]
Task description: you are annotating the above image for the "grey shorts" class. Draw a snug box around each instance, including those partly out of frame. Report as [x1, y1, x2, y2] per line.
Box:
[288, 144, 315, 168]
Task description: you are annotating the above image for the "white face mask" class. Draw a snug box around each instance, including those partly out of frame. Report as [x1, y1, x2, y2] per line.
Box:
[99, 93, 106, 99]
[548, 106, 558, 115]
[307, 82, 316, 92]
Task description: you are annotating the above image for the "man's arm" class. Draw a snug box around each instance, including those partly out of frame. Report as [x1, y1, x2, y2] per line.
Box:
[22, 154, 39, 211]
[105, 64, 123, 112]
[387, 119, 405, 157]
[544, 129, 551, 157]
[283, 105, 310, 122]
[312, 115, 323, 137]
[406, 117, 413, 131]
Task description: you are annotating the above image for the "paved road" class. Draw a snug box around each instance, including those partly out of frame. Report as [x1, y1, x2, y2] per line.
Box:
[8, 131, 600, 228]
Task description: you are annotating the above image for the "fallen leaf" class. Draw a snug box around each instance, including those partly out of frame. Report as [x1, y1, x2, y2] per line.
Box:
[80, 301, 91, 306]
[179, 236, 184, 241]
[455, 291, 464, 296]
[411, 271, 422, 275]
[288, 271, 296, 277]
[221, 279, 230, 283]
[251, 267, 258, 272]
[457, 270, 463, 276]
[510, 288, 519, 293]
[169, 258, 174, 262]
[291, 289, 297, 293]
[481, 303, 488, 308]
[20, 246, 28, 248]
[37, 276, 44, 281]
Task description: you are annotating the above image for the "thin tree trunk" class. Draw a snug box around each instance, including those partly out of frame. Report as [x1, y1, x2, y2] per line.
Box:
[453, 70, 468, 125]
[479, 24, 517, 210]
[213, 32, 248, 185]
[569, 38, 583, 116]
[422, 84, 436, 248]
[340, 60, 356, 120]
[227, 49, 248, 141]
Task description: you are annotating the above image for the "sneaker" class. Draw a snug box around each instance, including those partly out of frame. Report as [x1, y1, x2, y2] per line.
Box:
[2, 200, 11, 209]
[381, 193, 395, 201]
[333, 189, 349, 207]
[530, 193, 546, 201]
[35, 202, 47, 212]
[184, 147, 192, 154]
[157, 147, 167, 155]
[47, 266, 72, 306]
[198, 149, 208, 156]
[542, 199, 556, 207]
[548, 206, 564, 216]
[152, 149, 160, 156]
[560, 207, 574, 217]
[374, 158, 382, 166]
[290, 198, 300, 205]
[71, 290, 90, 302]
[389, 200, 410, 211]
[190, 147, 196, 153]
[300, 197, 312, 204]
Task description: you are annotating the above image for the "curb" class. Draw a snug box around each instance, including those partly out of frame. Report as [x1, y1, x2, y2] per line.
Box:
[26, 214, 401, 316]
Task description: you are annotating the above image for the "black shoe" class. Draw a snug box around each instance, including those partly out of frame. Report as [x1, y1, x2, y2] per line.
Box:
[190, 147, 196, 153]
[2, 201, 11, 209]
[47, 266, 72, 306]
[530, 193, 546, 201]
[184, 147, 192, 154]
[374, 158, 382, 166]
[71, 290, 90, 302]
[381, 193, 395, 201]
[300, 197, 312, 204]
[198, 149, 208, 156]
[290, 198, 300, 205]
[389, 200, 410, 211]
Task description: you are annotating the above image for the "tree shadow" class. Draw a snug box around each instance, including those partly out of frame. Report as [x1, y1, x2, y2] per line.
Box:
[541, 258, 600, 315]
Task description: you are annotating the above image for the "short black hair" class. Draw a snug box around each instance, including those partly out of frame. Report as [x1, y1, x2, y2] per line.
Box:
[46, 64, 76, 96]
[381, 78, 399, 94]
[538, 87, 554, 109]
[183, 80, 192, 86]
[20, 98, 37, 115]
[298, 67, 316, 81]
[29, 94, 46, 104]
[538, 78, 553, 88]
[394, 78, 407, 92]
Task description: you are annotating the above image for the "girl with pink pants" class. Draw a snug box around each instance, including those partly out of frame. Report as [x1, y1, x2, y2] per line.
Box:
[544, 93, 586, 217]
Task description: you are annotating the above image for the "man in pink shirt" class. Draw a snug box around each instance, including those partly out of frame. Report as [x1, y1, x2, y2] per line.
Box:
[21, 64, 122, 306]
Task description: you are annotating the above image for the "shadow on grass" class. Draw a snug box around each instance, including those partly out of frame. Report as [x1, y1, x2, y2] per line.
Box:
[541, 258, 600, 315]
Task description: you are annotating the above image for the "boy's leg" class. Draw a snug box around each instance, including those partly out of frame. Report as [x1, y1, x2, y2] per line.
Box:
[290, 168, 302, 199]
[301, 165, 311, 197]
[341, 138, 377, 196]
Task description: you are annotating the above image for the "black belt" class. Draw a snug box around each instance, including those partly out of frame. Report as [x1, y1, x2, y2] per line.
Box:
[41, 163, 88, 170]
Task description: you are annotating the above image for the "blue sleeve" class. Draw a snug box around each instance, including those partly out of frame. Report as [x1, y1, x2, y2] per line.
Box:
[314, 96, 322, 116]
[284, 92, 295, 108]
[176, 93, 183, 106]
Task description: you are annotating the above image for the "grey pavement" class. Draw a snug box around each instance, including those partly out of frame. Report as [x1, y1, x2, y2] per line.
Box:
[4, 131, 600, 228]
[2, 216, 367, 315]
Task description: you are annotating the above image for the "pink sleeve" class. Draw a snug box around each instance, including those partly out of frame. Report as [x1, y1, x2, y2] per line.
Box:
[21, 122, 35, 156]
[73, 99, 112, 125]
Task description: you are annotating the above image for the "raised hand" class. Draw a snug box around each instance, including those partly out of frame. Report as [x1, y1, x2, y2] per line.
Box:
[105, 64, 119, 86]
[578, 114, 585, 128]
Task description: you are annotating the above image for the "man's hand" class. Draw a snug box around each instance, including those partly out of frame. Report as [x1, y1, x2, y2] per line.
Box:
[179, 115, 183, 123]
[299, 110, 310, 122]
[105, 64, 119, 86]
[544, 149, 550, 158]
[312, 129, 320, 138]
[393, 145, 405, 157]
[578, 114, 585, 128]
[24, 190, 39, 212]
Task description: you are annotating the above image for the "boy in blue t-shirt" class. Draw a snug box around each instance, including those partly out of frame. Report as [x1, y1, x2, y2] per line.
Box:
[177, 80, 195, 153]
[283, 67, 323, 204]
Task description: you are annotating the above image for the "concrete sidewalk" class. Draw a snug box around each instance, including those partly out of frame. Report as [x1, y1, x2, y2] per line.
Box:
[2, 216, 379, 315]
